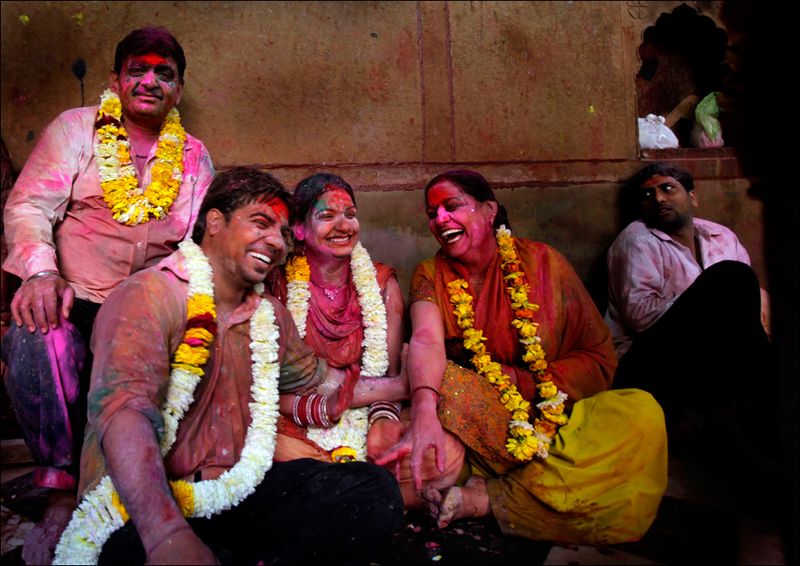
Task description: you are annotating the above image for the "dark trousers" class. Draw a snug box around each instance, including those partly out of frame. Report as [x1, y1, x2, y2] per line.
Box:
[99, 458, 404, 565]
[1, 298, 100, 488]
[614, 261, 774, 460]
[615, 261, 769, 409]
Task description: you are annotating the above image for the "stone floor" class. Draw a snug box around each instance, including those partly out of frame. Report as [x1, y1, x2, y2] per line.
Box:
[0, 452, 787, 565]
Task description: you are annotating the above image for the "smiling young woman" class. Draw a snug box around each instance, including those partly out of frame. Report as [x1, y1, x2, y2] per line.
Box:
[266, 173, 408, 464]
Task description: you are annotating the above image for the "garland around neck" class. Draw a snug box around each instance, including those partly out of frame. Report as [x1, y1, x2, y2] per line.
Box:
[95, 89, 186, 226]
[285, 241, 389, 460]
[54, 240, 281, 564]
[446, 226, 569, 461]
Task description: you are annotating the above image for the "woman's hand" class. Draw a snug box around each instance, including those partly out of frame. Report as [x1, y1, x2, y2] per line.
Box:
[375, 391, 446, 490]
[325, 363, 360, 422]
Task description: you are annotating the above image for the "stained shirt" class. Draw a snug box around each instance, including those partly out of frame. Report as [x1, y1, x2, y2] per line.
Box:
[3, 105, 214, 303]
[78, 251, 326, 498]
[410, 237, 616, 404]
[605, 218, 751, 357]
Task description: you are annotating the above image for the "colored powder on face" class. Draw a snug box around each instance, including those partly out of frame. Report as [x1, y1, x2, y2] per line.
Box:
[426, 183, 460, 210]
[317, 188, 354, 212]
[267, 198, 290, 224]
[136, 53, 169, 67]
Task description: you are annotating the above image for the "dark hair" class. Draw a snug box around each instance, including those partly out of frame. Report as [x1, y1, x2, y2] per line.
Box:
[619, 162, 695, 225]
[293, 173, 357, 223]
[191, 167, 291, 244]
[625, 162, 694, 193]
[423, 170, 510, 230]
[114, 27, 187, 81]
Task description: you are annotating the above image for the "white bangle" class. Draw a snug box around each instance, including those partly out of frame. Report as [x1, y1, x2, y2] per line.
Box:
[26, 270, 59, 282]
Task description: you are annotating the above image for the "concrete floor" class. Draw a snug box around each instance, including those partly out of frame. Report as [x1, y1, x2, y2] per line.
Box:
[0, 452, 787, 565]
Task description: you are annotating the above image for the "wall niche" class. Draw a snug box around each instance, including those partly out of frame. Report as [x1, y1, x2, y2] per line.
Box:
[636, 3, 729, 150]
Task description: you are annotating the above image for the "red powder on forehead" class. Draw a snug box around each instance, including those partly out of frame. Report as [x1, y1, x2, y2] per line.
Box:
[427, 183, 460, 208]
[133, 53, 169, 67]
[267, 198, 289, 222]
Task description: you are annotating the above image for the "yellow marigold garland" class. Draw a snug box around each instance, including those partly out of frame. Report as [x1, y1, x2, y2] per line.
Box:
[286, 254, 311, 282]
[285, 255, 312, 338]
[95, 89, 186, 226]
[446, 226, 569, 461]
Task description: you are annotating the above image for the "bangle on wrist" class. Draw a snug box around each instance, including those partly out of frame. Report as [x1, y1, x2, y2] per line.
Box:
[26, 270, 59, 282]
[411, 385, 442, 407]
[368, 401, 401, 425]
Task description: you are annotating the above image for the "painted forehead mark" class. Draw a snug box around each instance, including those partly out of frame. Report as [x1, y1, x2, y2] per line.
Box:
[130, 53, 170, 67]
[267, 198, 289, 223]
[427, 183, 462, 208]
[316, 188, 355, 211]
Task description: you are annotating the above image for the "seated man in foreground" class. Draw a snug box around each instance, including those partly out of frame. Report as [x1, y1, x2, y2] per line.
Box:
[53, 167, 403, 565]
[606, 162, 771, 454]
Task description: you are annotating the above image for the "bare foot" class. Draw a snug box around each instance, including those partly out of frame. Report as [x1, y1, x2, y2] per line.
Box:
[434, 476, 490, 529]
[22, 491, 76, 565]
[420, 486, 444, 522]
[436, 486, 464, 528]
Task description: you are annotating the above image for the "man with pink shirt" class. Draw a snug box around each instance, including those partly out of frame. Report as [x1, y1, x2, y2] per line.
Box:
[606, 162, 770, 452]
[1, 27, 213, 563]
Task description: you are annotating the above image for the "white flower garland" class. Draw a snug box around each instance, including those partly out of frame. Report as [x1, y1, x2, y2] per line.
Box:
[286, 276, 311, 338]
[54, 241, 281, 564]
[288, 242, 388, 458]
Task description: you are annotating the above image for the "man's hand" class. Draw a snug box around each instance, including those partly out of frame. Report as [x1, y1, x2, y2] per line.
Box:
[11, 273, 74, 333]
[146, 526, 219, 565]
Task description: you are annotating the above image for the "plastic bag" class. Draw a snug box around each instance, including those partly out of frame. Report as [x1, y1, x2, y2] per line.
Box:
[691, 92, 724, 148]
[638, 114, 679, 149]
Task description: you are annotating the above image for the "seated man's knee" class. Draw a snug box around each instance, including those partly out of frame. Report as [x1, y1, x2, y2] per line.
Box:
[2, 320, 85, 408]
[704, 260, 758, 291]
[340, 462, 403, 526]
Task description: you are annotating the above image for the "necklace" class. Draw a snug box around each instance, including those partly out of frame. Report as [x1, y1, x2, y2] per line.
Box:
[54, 241, 281, 564]
[94, 89, 186, 226]
[446, 226, 568, 461]
[285, 242, 389, 460]
[311, 279, 345, 301]
[286, 243, 388, 377]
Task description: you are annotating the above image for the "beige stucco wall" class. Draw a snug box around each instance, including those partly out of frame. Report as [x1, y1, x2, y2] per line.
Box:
[0, 1, 765, 304]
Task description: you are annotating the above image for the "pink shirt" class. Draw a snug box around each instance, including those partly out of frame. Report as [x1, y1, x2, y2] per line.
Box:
[3, 105, 214, 303]
[606, 218, 750, 357]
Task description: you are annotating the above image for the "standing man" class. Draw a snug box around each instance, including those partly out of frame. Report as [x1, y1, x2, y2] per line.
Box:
[1, 27, 214, 563]
[606, 162, 770, 450]
[53, 167, 402, 565]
